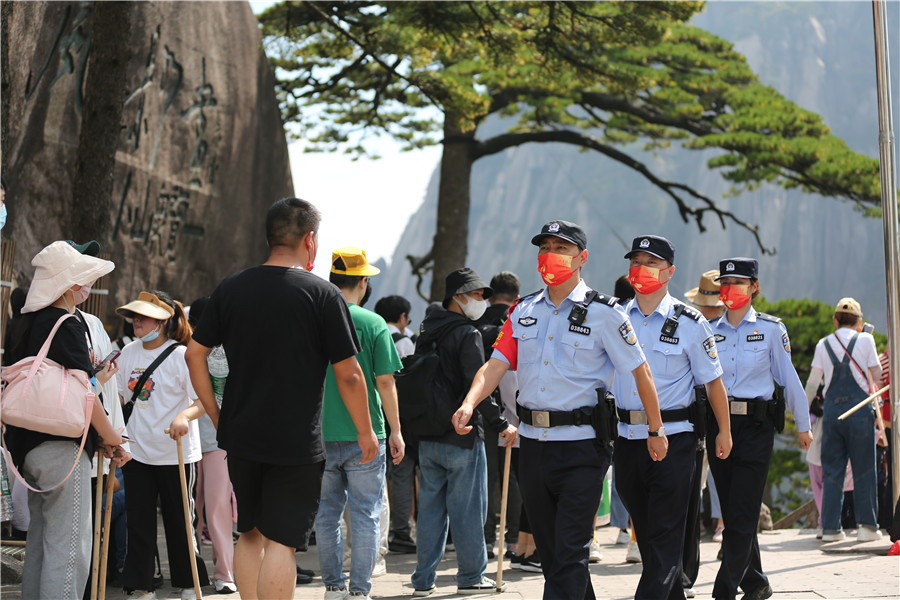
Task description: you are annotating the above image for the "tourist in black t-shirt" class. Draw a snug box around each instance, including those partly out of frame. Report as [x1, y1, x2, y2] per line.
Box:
[187, 198, 377, 599]
[5, 241, 126, 599]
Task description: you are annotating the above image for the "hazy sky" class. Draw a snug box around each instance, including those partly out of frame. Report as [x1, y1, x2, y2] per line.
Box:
[249, 1, 440, 277]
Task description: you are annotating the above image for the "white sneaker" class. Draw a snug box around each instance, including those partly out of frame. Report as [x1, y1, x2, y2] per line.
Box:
[325, 586, 350, 600]
[625, 539, 642, 563]
[685, 587, 697, 598]
[589, 536, 602, 563]
[858, 527, 883, 542]
[615, 529, 631, 545]
[180, 589, 197, 600]
[348, 593, 371, 600]
[821, 531, 845, 542]
[412, 584, 436, 597]
[214, 579, 237, 594]
[372, 554, 387, 577]
[126, 592, 157, 600]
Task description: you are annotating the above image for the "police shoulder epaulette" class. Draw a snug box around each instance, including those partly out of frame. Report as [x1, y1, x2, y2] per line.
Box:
[677, 303, 702, 321]
[591, 293, 619, 308]
[508, 290, 541, 315]
[756, 312, 782, 324]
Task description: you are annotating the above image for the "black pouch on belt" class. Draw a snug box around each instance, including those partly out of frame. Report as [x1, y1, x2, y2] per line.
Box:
[770, 385, 786, 433]
[593, 387, 617, 447]
[690, 384, 709, 437]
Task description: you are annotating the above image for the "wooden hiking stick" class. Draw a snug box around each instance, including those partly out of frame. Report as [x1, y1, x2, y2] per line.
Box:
[90, 455, 105, 600]
[98, 462, 117, 600]
[838, 384, 890, 421]
[496, 444, 512, 592]
[166, 429, 202, 599]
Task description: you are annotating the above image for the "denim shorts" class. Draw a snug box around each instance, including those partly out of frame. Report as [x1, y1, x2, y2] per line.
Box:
[228, 456, 324, 550]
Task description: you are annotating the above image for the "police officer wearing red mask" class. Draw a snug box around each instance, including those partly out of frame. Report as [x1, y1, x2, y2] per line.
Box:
[454, 221, 659, 600]
[613, 235, 733, 600]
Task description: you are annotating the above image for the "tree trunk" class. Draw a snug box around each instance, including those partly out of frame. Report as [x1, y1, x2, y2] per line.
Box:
[70, 1, 133, 244]
[429, 117, 474, 302]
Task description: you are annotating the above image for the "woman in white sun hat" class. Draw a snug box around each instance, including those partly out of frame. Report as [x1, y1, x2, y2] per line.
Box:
[115, 290, 210, 600]
[4, 240, 126, 599]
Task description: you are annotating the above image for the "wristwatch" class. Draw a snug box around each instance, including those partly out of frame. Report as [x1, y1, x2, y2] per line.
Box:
[648, 426, 666, 437]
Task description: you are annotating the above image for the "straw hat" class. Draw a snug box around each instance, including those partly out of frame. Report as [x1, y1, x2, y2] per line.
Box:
[22, 241, 115, 314]
[117, 291, 176, 321]
[684, 270, 724, 308]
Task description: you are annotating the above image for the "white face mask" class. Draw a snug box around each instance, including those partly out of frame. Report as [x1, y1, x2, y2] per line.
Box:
[455, 294, 488, 321]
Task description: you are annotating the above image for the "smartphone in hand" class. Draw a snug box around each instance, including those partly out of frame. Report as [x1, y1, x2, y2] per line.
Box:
[95, 350, 121, 371]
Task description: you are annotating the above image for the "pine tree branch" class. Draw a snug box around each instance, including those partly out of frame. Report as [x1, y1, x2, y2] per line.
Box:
[474, 129, 775, 255]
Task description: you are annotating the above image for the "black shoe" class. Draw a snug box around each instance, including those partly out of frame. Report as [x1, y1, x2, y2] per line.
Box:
[296, 566, 314, 585]
[389, 534, 417, 554]
[486, 545, 495, 559]
[152, 573, 164, 590]
[509, 553, 524, 570]
[741, 585, 773, 600]
[519, 552, 542, 573]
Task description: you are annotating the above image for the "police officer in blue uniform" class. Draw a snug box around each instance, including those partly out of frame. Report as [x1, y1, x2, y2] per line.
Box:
[709, 258, 812, 600]
[613, 235, 733, 600]
[452, 220, 660, 600]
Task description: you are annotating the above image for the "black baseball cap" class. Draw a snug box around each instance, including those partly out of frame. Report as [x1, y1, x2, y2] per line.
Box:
[442, 267, 493, 308]
[530, 220, 587, 250]
[715, 258, 758, 280]
[624, 235, 675, 264]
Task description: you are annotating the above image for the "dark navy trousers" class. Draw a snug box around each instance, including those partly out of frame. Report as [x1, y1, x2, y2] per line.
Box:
[615, 432, 697, 600]
[707, 415, 774, 600]
[682, 438, 705, 589]
[519, 437, 610, 600]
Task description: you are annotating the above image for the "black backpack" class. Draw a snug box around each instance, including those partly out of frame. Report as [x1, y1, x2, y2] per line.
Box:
[394, 321, 469, 437]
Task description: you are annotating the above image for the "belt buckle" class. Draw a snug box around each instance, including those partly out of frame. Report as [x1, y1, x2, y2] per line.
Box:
[730, 401, 748, 416]
[532, 411, 551, 428]
[629, 411, 649, 426]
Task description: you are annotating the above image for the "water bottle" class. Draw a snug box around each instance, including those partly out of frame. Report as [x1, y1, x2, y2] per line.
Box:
[207, 345, 229, 408]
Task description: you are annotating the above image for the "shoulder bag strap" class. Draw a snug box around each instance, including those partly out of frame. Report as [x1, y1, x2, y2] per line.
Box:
[833, 332, 867, 380]
[20, 313, 77, 399]
[125, 343, 182, 408]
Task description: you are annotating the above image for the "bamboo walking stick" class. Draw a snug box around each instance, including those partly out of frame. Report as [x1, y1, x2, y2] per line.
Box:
[98, 462, 117, 600]
[496, 444, 512, 592]
[837, 384, 890, 421]
[166, 429, 203, 599]
[90, 455, 105, 600]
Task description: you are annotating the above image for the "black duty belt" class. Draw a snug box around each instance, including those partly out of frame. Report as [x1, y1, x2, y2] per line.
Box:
[616, 406, 691, 425]
[728, 397, 772, 416]
[517, 404, 594, 428]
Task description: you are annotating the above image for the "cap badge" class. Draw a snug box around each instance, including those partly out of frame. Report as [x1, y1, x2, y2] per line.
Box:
[726, 262, 735, 271]
[548, 222, 560, 232]
[639, 238, 650, 248]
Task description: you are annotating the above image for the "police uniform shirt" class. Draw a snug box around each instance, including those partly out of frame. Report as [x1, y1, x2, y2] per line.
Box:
[711, 307, 810, 432]
[613, 293, 723, 440]
[491, 279, 647, 442]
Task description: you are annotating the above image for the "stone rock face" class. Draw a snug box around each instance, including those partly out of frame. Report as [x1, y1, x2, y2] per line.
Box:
[2, 1, 293, 319]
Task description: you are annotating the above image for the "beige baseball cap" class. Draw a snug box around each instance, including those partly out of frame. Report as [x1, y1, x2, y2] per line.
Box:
[834, 297, 862, 318]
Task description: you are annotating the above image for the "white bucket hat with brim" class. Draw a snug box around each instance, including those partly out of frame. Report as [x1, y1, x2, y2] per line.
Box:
[22, 241, 115, 314]
[117, 291, 175, 321]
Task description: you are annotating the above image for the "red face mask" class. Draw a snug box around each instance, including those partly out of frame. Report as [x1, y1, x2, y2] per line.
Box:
[538, 252, 577, 286]
[628, 265, 673, 295]
[719, 283, 752, 310]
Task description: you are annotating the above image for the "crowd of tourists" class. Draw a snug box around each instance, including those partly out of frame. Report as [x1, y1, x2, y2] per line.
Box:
[1, 196, 896, 600]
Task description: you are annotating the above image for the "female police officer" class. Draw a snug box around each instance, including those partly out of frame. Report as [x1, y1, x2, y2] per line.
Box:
[709, 258, 812, 600]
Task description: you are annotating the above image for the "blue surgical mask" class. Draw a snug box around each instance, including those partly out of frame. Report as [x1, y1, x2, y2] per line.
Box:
[139, 326, 161, 343]
[0, 204, 6, 230]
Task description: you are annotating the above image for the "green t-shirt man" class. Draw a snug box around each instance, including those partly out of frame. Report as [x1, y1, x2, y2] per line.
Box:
[323, 303, 402, 441]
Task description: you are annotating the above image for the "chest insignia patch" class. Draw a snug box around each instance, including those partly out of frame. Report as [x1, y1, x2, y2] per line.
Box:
[569, 323, 591, 336]
[782, 332, 791, 353]
[660, 334, 679, 345]
[714, 334, 726, 343]
[703, 336, 718, 360]
[618, 321, 637, 346]
[518, 317, 537, 327]
[746, 334, 764, 342]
